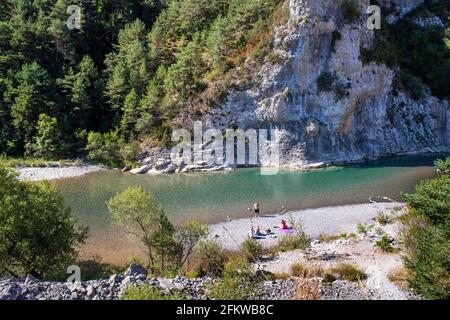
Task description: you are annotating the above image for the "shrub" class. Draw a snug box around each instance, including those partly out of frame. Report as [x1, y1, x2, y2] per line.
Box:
[279, 235, 310, 252]
[399, 157, 449, 299]
[26, 114, 67, 160]
[207, 256, 260, 300]
[356, 223, 368, 235]
[398, 210, 449, 299]
[376, 212, 393, 225]
[85, 131, 140, 168]
[194, 240, 225, 277]
[435, 157, 450, 175]
[120, 285, 185, 300]
[294, 277, 321, 300]
[317, 72, 335, 92]
[342, 0, 361, 23]
[0, 167, 87, 278]
[241, 238, 264, 262]
[290, 263, 323, 277]
[324, 263, 366, 282]
[403, 175, 450, 230]
[376, 235, 395, 253]
[395, 71, 425, 100]
[278, 217, 311, 252]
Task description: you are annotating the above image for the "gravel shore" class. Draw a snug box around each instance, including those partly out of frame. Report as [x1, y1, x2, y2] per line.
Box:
[16, 165, 106, 181]
[209, 202, 404, 251]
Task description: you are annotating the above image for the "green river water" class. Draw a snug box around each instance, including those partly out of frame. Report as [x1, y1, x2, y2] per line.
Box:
[54, 154, 445, 263]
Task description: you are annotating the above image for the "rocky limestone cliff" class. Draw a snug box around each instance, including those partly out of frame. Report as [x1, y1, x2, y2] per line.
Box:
[203, 0, 450, 167]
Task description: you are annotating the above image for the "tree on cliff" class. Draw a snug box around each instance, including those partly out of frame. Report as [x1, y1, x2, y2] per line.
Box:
[0, 167, 87, 278]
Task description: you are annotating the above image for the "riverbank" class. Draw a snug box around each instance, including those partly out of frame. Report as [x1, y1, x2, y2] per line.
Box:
[209, 202, 403, 251]
[16, 165, 106, 181]
[0, 202, 418, 300]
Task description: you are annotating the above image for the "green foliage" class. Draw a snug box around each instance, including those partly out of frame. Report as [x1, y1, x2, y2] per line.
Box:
[107, 186, 177, 273]
[194, 240, 225, 277]
[27, 114, 66, 160]
[317, 72, 335, 92]
[376, 235, 395, 253]
[324, 263, 366, 283]
[107, 186, 207, 276]
[376, 212, 393, 226]
[356, 223, 368, 235]
[278, 217, 311, 252]
[399, 158, 450, 299]
[435, 157, 450, 175]
[0, 166, 87, 278]
[208, 256, 261, 300]
[362, 1, 450, 100]
[403, 175, 450, 231]
[174, 220, 209, 269]
[85, 130, 140, 167]
[120, 285, 186, 300]
[241, 238, 264, 262]
[342, 0, 361, 23]
[394, 71, 425, 100]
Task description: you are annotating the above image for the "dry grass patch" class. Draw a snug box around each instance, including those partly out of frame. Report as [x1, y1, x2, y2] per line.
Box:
[294, 277, 321, 300]
[323, 263, 366, 283]
[387, 267, 412, 291]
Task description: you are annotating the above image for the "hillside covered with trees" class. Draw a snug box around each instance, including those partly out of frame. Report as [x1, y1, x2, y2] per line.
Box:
[0, 0, 287, 166]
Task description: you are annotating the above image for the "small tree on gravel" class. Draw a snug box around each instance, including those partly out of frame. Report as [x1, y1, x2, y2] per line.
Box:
[107, 186, 174, 272]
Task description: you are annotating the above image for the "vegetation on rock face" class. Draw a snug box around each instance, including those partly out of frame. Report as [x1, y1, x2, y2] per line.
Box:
[0, 0, 286, 165]
[399, 157, 450, 299]
[361, 0, 450, 100]
[0, 166, 87, 278]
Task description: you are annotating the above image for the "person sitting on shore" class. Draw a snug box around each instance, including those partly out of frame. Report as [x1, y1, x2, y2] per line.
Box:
[248, 226, 256, 238]
[280, 219, 288, 230]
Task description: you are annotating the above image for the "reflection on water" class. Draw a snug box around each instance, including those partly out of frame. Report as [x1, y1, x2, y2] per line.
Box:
[54, 154, 445, 264]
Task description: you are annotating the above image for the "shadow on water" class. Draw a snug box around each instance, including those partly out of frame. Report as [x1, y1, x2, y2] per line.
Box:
[347, 153, 449, 169]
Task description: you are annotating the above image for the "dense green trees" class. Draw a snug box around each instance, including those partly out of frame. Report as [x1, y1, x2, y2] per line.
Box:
[0, 0, 285, 164]
[0, 166, 87, 277]
[362, 1, 450, 100]
[400, 157, 450, 299]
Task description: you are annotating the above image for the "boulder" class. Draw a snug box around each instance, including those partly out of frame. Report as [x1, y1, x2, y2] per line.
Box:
[24, 274, 39, 285]
[125, 263, 148, 277]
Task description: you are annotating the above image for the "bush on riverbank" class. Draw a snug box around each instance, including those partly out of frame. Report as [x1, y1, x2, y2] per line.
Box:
[323, 263, 366, 283]
[278, 217, 311, 252]
[399, 158, 449, 299]
[107, 186, 208, 276]
[207, 256, 261, 300]
[120, 285, 186, 300]
[241, 238, 264, 262]
[0, 166, 87, 278]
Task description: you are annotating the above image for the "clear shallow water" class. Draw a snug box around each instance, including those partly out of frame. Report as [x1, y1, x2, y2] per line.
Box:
[54, 154, 445, 263]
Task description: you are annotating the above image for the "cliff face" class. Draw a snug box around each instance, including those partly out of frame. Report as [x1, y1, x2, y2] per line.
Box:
[206, 0, 449, 167]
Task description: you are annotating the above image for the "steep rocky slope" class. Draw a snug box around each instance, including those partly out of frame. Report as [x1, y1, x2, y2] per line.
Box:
[203, 0, 449, 167]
